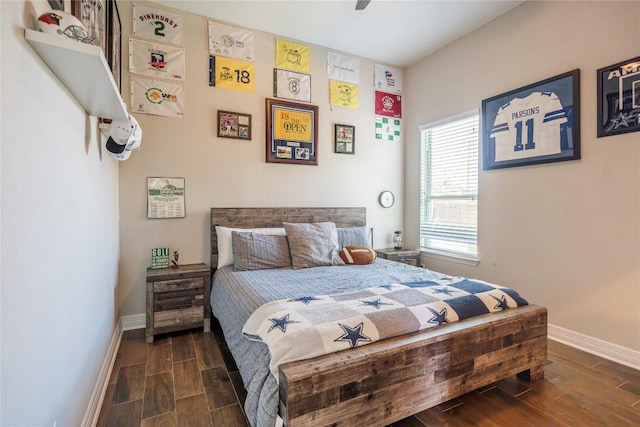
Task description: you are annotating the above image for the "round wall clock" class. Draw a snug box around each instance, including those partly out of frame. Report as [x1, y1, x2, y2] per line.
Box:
[378, 191, 395, 208]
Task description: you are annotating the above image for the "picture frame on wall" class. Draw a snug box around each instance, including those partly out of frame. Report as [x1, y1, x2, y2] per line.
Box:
[147, 177, 186, 219]
[266, 98, 318, 165]
[106, 0, 121, 91]
[218, 110, 252, 140]
[597, 56, 640, 138]
[481, 69, 581, 170]
[71, 0, 107, 56]
[335, 124, 355, 154]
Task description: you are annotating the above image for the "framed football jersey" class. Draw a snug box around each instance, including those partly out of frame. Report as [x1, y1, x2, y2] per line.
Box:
[482, 69, 580, 170]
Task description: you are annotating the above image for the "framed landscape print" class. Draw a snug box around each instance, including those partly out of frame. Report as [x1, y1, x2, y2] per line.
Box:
[266, 98, 318, 165]
[482, 69, 580, 170]
[597, 56, 640, 138]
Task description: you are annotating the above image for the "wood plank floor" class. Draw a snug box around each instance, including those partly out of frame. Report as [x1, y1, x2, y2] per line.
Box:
[97, 320, 640, 427]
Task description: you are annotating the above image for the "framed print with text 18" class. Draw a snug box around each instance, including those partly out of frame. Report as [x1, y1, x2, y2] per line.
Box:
[266, 98, 318, 165]
[482, 69, 580, 170]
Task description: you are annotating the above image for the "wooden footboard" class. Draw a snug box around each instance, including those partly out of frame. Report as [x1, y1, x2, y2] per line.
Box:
[279, 304, 547, 427]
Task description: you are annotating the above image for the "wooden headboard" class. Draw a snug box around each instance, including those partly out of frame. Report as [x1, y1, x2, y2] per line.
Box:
[210, 207, 366, 268]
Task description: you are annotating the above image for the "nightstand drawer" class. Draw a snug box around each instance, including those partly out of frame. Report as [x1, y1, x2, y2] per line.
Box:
[154, 289, 204, 311]
[154, 277, 204, 293]
[154, 306, 204, 329]
[392, 256, 419, 266]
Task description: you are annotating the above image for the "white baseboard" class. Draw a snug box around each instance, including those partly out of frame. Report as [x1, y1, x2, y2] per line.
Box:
[120, 313, 145, 331]
[81, 319, 123, 427]
[548, 323, 640, 370]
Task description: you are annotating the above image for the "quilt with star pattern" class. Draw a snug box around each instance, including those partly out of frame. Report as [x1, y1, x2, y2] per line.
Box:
[242, 276, 528, 381]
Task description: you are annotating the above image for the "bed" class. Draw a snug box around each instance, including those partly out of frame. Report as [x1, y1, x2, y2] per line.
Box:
[209, 207, 547, 427]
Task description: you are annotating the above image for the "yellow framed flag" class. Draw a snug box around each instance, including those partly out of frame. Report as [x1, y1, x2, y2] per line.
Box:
[209, 56, 255, 93]
[276, 39, 310, 73]
[330, 80, 359, 109]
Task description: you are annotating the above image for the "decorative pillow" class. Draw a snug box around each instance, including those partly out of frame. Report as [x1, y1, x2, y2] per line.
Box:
[283, 222, 344, 269]
[339, 245, 377, 265]
[337, 226, 369, 249]
[215, 226, 286, 269]
[231, 232, 292, 271]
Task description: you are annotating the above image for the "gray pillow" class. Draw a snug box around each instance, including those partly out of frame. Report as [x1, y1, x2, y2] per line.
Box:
[231, 232, 292, 271]
[283, 222, 344, 269]
[337, 226, 369, 248]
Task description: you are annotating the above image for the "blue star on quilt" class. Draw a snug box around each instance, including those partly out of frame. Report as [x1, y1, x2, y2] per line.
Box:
[432, 287, 457, 296]
[360, 298, 392, 309]
[427, 306, 449, 325]
[267, 314, 300, 333]
[289, 296, 320, 305]
[490, 294, 510, 310]
[334, 322, 372, 348]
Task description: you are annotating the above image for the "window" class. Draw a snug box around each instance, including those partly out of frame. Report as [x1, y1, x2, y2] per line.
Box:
[420, 110, 479, 259]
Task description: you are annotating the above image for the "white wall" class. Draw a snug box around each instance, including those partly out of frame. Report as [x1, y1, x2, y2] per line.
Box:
[404, 1, 640, 351]
[1, 1, 121, 425]
[117, 1, 406, 317]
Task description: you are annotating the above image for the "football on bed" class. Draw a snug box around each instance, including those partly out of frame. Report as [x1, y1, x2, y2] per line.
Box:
[339, 245, 376, 264]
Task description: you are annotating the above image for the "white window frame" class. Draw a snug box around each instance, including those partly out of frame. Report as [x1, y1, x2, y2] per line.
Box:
[419, 109, 479, 264]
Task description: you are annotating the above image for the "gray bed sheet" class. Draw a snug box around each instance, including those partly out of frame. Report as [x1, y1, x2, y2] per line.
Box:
[210, 258, 445, 427]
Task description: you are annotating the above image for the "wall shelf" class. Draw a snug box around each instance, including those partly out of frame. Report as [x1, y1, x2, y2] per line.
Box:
[24, 29, 128, 121]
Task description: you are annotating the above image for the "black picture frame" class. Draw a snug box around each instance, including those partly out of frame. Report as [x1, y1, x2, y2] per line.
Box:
[597, 56, 640, 138]
[481, 69, 580, 170]
[106, 0, 121, 91]
[218, 110, 252, 140]
[266, 98, 318, 165]
[335, 124, 355, 154]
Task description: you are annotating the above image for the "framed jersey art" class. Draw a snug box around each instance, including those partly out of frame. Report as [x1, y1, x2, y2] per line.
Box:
[597, 56, 640, 138]
[482, 69, 580, 170]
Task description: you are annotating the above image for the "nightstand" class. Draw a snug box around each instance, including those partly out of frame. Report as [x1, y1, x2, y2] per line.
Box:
[375, 248, 421, 267]
[146, 263, 211, 343]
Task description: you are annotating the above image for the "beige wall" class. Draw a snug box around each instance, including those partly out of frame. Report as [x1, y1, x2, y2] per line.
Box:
[117, 1, 406, 316]
[404, 1, 640, 351]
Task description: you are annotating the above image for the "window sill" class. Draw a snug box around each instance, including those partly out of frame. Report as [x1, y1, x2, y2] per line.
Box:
[420, 249, 479, 267]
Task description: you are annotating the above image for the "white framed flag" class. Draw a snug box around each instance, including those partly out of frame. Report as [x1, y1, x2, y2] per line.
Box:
[327, 52, 359, 84]
[129, 38, 185, 81]
[130, 77, 185, 118]
[374, 64, 403, 94]
[133, 3, 183, 45]
[274, 68, 311, 102]
[208, 21, 255, 62]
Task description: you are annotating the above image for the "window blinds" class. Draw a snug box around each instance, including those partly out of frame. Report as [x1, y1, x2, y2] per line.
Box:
[420, 111, 479, 257]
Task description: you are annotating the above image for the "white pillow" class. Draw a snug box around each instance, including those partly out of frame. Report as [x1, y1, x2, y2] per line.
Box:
[215, 226, 286, 268]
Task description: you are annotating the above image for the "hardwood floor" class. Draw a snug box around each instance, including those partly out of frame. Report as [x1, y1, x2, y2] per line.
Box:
[97, 321, 640, 427]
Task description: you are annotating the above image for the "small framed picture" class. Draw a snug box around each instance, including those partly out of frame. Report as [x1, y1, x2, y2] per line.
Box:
[335, 124, 355, 154]
[218, 110, 252, 140]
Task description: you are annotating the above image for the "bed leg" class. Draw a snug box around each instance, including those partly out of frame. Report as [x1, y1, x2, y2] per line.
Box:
[517, 363, 545, 382]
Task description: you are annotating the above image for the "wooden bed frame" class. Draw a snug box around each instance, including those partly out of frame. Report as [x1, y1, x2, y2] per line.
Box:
[210, 207, 547, 427]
